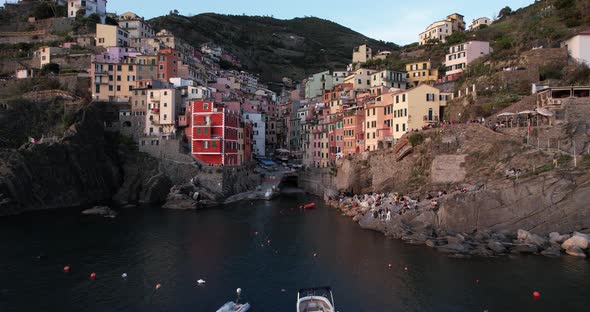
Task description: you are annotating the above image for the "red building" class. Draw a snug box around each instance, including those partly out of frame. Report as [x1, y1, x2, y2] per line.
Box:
[157, 48, 179, 82]
[191, 100, 239, 166]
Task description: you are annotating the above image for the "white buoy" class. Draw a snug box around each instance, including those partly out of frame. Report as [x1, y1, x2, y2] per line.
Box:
[236, 288, 242, 296]
[197, 279, 206, 285]
[121, 273, 128, 278]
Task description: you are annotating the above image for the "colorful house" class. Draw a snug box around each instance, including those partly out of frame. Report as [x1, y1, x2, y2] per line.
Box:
[191, 100, 240, 166]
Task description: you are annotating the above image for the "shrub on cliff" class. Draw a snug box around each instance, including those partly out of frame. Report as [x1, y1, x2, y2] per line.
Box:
[408, 133, 424, 147]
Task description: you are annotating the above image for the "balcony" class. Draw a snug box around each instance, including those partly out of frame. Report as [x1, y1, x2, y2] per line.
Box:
[150, 115, 160, 124]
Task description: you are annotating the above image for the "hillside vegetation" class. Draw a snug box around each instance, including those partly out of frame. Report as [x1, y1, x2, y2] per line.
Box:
[150, 13, 398, 82]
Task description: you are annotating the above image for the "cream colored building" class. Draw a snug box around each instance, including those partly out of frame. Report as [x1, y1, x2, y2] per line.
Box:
[96, 24, 130, 48]
[419, 13, 465, 45]
[146, 88, 181, 137]
[468, 17, 492, 31]
[344, 68, 377, 92]
[352, 44, 372, 64]
[118, 12, 155, 39]
[405, 61, 439, 87]
[391, 84, 452, 139]
[68, 0, 107, 23]
[33, 46, 65, 68]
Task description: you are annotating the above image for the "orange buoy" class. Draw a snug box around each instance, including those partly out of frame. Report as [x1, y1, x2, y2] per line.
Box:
[63, 266, 71, 272]
[302, 203, 316, 209]
[533, 291, 540, 299]
[155, 283, 162, 290]
[90, 272, 96, 279]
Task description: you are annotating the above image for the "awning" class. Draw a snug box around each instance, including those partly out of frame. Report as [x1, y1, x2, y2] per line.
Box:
[497, 112, 516, 117]
[535, 107, 554, 117]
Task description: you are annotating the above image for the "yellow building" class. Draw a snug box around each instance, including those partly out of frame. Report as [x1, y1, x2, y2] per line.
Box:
[419, 13, 465, 45]
[391, 84, 452, 140]
[92, 55, 158, 102]
[405, 61, 439, 87]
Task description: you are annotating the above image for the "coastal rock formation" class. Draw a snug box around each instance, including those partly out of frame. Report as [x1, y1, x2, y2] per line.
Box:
[438, 170, 590, 235]
[0, 108, 121, 216]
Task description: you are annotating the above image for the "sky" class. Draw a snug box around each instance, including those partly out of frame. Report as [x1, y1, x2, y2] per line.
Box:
[108, 0, 535, 45]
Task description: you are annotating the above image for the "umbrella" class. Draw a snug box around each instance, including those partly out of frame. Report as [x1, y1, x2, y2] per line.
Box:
[535, 108, 554, 117]
[518, 110, 537, 115]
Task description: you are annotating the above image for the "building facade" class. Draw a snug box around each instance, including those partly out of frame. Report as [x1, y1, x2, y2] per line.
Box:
[191, 101, 240, 166]
[468, 17, 491, 31]
[391, 84, 451, 140]
[444, 41, 492, 76]
[352, 44, 372, 64]
[419, 13, 465, 45]
[96, 24, 130, 48]
[563, 30, 590, 65]
[68, 0, 107, 23]
[405, 61, 439, 87]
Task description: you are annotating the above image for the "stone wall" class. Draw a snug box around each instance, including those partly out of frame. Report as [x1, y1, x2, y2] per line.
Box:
[298, 167, 335, 196]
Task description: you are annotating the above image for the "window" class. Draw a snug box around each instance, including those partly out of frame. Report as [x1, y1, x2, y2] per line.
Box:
[197, 128, 201, 135]
[402, 94, 406, 102]
[95, 85, 100, 93]
[402, 124, 406, 131]
[396, 124, 399, 132]
[212, 141, 217, 148]
[203, 141, 209, 149]
[203, 103, 208, 110]
[116, 86, 121, 91]
[204, 128, 209, 134]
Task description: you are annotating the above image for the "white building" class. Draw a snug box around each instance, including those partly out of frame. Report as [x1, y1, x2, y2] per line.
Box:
[563, 30, 590, 65]
[419, 13, 465, 45]
[352, 44, 372, 64]
[371, 70, 408, 89]
[468, 17, 492, 31]
[344, 68, 377, 92]
[305, 70, 335, 99]
[444, 41, 492, 76]
[243, 112, 266, 156]
[67, 0, 107, 23]
[118, 12, 155, 39]
[145, 88, 181, 137]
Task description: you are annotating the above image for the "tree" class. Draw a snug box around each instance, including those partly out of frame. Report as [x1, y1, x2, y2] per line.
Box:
[498, 6, 513, 19]
[41, 63, 60, 75]
[105, 15, 118, 26]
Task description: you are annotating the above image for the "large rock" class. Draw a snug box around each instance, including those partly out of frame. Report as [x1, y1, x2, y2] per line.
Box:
[549, 232, 571, 244]
[487, 241, 507, 253]
[561, 235, 589, 250]
[510, 244, 538, 254]
[517, 229, 548, 247]
[437, 171, 590, 235]
[541, 246, 562, 258]
[437, 243, 469, 253]
[565, 246, 587, 258]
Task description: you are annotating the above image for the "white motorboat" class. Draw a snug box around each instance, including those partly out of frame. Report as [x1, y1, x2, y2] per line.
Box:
[297, 286, 335, 312]
[216, 301, 250, 312]
[216, 288, 250, 312]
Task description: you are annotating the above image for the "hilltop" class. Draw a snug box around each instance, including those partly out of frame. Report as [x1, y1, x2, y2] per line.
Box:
[149, 13, 398, 82]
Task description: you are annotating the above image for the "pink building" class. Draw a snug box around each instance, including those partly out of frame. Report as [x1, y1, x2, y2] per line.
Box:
[92, 47, 141, 63]
[444, 41, 492, 75]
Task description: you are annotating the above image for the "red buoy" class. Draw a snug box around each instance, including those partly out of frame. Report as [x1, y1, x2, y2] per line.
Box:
[533, 291, 541, 299]
[155, 283, 162, 290]
[90, 272, 97, 279]
[63, 266, 71, 273]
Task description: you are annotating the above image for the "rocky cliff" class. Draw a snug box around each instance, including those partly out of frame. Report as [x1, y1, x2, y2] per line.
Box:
[0, 108, 121, 216]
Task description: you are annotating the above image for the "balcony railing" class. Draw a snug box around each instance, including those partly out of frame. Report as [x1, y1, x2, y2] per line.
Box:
[423, 115, 439, 122]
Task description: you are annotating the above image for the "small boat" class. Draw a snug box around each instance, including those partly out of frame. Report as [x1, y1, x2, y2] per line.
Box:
[300, 203, 316, 209]
[216, 288, 251, 312]
[297, 286, 335, 312]
[216, 301, 250, 312]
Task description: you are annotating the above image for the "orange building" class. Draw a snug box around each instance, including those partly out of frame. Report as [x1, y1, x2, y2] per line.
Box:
[157, 48, 179, 82]
[342, 108, 365, 155]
